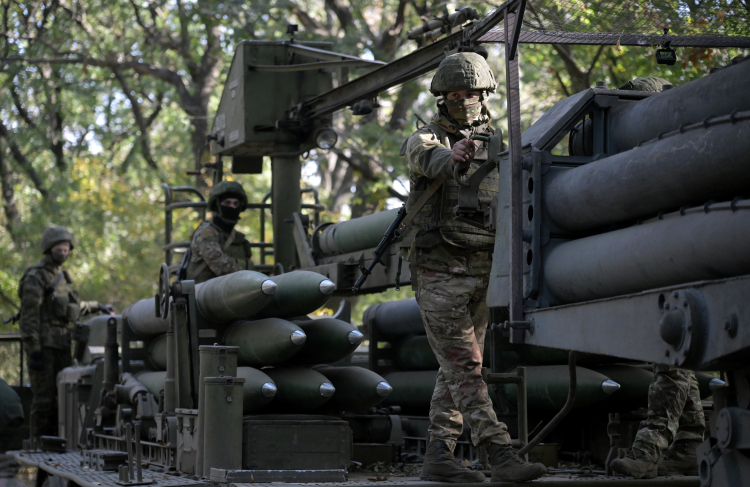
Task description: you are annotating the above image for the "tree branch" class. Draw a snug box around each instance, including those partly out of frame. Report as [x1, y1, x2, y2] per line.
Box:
[0, 121, 49, 198]
[113, 68, 158, 169]
[0, 143, 20, 245]
[0, 55, 194, 111]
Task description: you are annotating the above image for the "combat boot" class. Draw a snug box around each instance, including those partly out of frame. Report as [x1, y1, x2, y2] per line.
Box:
[486, 443, 547, 482]
[610, 448, 658, 479]
[420, 440, 486, 483]
[658, 441, 700, 476]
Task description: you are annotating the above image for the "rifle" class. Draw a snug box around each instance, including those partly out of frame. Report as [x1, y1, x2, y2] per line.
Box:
[352, 204, 407, 293]
[3, 312, 20, 325]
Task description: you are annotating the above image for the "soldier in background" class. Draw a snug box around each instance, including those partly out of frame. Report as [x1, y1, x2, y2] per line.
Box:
[186, 181, 254, 284]
[400, 52, 546, 483]
[610, 77, 705, 479]
[18, 226, 110, 439]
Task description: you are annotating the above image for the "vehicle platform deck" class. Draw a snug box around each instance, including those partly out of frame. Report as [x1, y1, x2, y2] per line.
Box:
[9, 451, 699, 487]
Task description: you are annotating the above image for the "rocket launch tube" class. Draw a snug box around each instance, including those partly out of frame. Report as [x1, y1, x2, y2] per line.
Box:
[123, 270, 276, 335]
[314, 208, 401, 255]
[545, 113, 750, 232]
[608, 60, 750, 154]
[544, 201, 750, 304]
[364, 298, 426, 337]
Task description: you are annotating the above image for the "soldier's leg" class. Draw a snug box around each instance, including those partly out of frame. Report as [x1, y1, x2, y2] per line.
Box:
[659, 371, 705, 475]
[632, 365, 692, 461]
[427, 367, 464, 448]
[28, 349, 58, 438]
[415, 267, 510, 447]
[614, 365, 691, 479]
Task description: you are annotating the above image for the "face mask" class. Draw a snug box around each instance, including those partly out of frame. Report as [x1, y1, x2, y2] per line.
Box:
[50, 249, 68, 265]
[219, 204, 242, 223]
[444, 98, 483, 125]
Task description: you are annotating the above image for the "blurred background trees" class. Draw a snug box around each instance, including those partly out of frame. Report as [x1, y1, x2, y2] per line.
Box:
[1, 0, 747, 330]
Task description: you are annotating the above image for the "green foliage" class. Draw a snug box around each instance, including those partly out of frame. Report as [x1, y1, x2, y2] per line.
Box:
[0, 0, 748, 332]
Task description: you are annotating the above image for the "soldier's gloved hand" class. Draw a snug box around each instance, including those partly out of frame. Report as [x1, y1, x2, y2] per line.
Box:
[28, 351, 45, 371]
[451, 138, 477, 167]
[98, 303, 115, 315]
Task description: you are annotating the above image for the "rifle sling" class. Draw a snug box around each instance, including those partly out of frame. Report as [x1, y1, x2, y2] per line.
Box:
[400, 178, 443, 230]
[46, 271, 65, 295]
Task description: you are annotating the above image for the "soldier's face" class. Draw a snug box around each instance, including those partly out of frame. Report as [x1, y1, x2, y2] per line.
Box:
[446, 90, 482, 100]
[50, 242, 70, 264]
[220, 198, 241, 209]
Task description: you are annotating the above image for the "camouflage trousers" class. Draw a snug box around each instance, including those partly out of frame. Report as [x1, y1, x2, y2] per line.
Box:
[412, 245, 510, 448]
[632, 365, 705, 461]
[28, 347, 71, 438]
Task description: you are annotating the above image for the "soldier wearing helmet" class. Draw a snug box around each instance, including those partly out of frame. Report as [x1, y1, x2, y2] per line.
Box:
[17, 226, 111, 439]
[186, 181, 255, 284]
[400, 52, 546, 483]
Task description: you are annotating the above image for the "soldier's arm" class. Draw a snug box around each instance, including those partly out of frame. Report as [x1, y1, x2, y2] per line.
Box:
[18, 274, 44, 352]
[406, 130, 456, 180]
[192, 225, 242, 276]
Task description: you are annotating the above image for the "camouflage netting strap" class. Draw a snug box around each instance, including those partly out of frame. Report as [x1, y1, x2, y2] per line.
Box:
[191, 228, 236, 277]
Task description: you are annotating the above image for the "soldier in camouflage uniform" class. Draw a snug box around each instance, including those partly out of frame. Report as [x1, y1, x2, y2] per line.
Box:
[611, 77, 705, 480]
[400, 52, 546, 483]
[186, 181, 254, 284]
[18, 227, 107, 439]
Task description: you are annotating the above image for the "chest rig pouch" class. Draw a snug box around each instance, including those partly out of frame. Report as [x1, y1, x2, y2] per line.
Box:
[49, 270, 79, 325]
[404, 124, 500, 251]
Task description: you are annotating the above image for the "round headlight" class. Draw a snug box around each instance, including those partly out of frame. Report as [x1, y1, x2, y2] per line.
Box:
[315, 128, 338, 150]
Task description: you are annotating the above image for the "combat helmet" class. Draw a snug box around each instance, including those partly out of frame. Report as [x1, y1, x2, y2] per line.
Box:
[41, 226, 75, 254]
[430, 52, 497, 96]
[619, 77, 673, 92]
[207, 181, 248, 212]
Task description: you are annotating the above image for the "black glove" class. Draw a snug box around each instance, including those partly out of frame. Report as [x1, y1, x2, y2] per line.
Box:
[99, 303, 115, 315]
[28, 351, 45, 371]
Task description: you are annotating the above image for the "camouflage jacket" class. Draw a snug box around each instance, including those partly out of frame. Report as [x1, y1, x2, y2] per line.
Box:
[18, 255, 80, 352]
[186, 219, 254, 284]
[400, 106, 499, 257]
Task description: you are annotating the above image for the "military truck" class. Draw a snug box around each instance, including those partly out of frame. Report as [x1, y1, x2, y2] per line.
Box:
[4, 1, 750, 487]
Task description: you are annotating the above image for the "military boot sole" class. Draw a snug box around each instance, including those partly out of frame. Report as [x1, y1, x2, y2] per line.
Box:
[490, 464, 547, 483]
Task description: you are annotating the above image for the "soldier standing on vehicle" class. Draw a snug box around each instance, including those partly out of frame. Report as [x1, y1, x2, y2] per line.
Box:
[186, 181, 254, 284]
[18, 226, 111, 439]
[610, 77, 705, 479]
[400, 52, 546, 483]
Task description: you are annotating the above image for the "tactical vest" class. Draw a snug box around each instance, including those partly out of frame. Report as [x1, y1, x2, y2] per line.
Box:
[187, 221, 253, 284]
[19, 262, 79, 350]
[402, 123, 499, 251]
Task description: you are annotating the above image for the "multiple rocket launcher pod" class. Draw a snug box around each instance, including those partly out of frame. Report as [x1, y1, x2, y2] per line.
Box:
[367, 298, 722, 412]
[123, 270, 390, 415]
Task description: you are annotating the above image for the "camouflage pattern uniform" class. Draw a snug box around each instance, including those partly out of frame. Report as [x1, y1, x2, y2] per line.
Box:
[401, 107, 510, 448]
[186, 181, 254, 284]
[18, 252, 79, 439]
[631, 365, 705, 461]
[186, 222, 254, 284]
